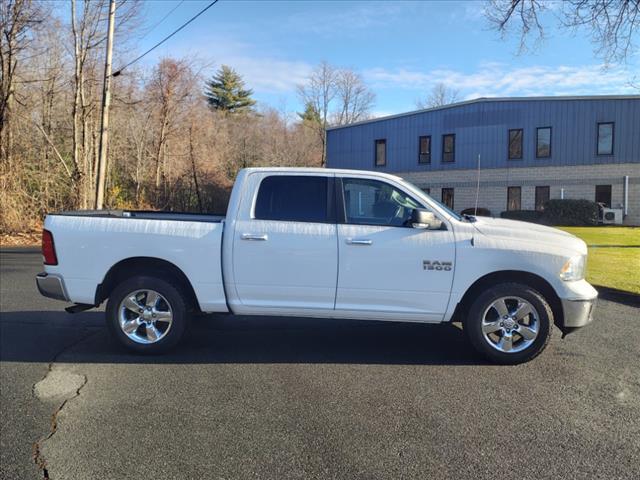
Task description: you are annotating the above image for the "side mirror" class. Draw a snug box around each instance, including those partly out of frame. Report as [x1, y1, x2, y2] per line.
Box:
[410, 209, 443, 230]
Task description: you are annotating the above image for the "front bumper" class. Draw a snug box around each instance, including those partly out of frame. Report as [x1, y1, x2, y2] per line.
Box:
[561, 296, 597, 328]
[36, 272, 69, 302]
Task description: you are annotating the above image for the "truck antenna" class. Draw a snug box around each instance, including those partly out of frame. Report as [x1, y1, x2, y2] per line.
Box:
[474, 153, 481, 216]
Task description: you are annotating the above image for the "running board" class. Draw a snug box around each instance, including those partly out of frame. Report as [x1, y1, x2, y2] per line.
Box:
[65, 303, 96, 314]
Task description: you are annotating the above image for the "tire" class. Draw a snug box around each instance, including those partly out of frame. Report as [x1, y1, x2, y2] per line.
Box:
[106, 275, 190, 354]
[463, 282, 553, 364]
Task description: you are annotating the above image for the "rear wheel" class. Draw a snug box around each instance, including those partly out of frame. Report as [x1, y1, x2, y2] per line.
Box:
[106, 276, 190, 354]
[463, 282, 553, 364]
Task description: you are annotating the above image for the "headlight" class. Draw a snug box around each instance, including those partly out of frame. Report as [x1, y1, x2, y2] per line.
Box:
[560, 255, 586, 281]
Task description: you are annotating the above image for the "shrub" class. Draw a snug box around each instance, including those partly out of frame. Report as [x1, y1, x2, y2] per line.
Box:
[543, 199, 599, 226]
[460, 207, 492, 217]
[500, 200, 600, 226]
[500, 210, 544, 223]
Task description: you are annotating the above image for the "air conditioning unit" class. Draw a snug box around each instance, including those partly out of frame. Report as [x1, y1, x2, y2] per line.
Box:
[601, 207, 623, 225]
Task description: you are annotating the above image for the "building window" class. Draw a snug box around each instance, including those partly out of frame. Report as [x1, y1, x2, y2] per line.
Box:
[597, 122, 614, 155]
[422, 188, 431, 195]
[507, 186, 521, 211]
[418, 136, 431, 164]
[535, 186, 550, 211]
[508, 129, 523, 159]
[442, 134, 455, 162]
[536, 127, 552, 158]
[441, 188, 454, 210]
[374, 139, 386, 166]
[595, 184, 612, 207]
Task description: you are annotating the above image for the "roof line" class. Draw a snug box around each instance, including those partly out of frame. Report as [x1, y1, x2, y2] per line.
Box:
[326, 94, 640, 131]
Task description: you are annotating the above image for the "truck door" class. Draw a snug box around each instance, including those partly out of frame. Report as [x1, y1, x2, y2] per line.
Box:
[335, 177, 454, 321]
[231, 173, 338, 311]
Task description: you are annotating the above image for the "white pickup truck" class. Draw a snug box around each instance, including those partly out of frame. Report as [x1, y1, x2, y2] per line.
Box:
[36, 167, 597, 364]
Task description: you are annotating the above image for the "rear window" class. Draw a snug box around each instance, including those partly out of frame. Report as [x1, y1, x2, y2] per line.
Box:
[254, 175, 331, 223]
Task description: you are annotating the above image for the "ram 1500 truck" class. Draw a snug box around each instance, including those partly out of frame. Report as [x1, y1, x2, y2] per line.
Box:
[36, 168, 597, 364]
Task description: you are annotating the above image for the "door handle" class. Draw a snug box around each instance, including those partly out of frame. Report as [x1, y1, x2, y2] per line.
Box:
[241, 233, 268, 241]
[346, 238, 373, 246]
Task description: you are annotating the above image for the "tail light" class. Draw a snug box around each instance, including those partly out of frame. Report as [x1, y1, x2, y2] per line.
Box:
[42, 229, 58, 265]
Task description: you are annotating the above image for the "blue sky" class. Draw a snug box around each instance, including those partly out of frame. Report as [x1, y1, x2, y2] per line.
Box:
[126, 0, 638, 116]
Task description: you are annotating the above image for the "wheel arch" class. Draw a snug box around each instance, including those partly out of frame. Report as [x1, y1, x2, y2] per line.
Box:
[95, 257, 201, 311]
[453, 270, 564, 328]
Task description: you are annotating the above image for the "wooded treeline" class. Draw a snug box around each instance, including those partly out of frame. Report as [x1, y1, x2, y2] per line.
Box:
[0, 0, 375, 234]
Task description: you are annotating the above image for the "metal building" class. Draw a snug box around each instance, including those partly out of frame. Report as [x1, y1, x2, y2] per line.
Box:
[326, 95, 640, 225]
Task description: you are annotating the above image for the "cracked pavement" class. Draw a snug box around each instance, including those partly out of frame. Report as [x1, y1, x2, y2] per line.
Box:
[1, 248, 640, 479]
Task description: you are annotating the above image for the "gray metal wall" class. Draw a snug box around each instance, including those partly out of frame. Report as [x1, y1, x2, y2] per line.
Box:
[326, 97, 640, 172]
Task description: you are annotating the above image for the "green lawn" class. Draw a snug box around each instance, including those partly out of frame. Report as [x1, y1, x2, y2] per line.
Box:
[557, 226, 640, 294]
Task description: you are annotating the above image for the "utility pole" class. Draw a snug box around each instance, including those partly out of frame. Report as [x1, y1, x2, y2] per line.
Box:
[95, 0, 116, 209]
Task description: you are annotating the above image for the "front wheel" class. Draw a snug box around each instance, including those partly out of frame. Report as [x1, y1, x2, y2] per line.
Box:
[106, 276, 190, 354]
[463, 282, 553, 364]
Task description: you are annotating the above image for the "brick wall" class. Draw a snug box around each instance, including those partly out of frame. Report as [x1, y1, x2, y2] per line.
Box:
[401, 163, 640, 225]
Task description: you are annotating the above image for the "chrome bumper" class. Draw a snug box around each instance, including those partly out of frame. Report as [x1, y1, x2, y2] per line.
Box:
[36, 272, 69, 302]
[561, 296, 597, 328]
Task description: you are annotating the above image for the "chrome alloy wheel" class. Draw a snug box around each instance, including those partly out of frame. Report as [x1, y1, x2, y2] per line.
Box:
[118, 289, 173, 344]
[481, 296, 540, 353]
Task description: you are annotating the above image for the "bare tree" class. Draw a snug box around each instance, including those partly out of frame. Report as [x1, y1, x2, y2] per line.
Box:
[297, 61, 375, 165]
[0, 0, 44, 166]
[69, 0, 107, 207]
[415, 83, 460, 109]
[333, 69, 376, 125]
[484, 0, 640, 65]
[146, 58, 199, 203]
[1, 3, 325, 234]
[68, 0, 141, 208]
[297, 61, 336, 165]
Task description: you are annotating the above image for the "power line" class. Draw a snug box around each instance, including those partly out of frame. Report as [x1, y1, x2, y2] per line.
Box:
[140, 0, 185, 41]
[112, 0, 219, 77]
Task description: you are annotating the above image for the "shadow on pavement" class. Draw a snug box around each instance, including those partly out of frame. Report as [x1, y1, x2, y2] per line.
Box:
[595, 286, 640, 308]
[0, 310, 484, 366]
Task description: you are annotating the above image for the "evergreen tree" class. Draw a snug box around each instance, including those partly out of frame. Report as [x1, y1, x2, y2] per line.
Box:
[297, 102, 321, 125]
[204, 65, 256, 113]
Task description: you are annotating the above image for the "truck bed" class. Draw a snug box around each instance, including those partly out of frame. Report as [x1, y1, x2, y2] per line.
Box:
[44, 210, 228, 313]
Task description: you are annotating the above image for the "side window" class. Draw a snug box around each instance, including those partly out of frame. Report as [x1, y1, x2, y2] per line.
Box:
[536, 127, 552, 158]
[597, 122, 614, 155]
[418, 136, 431, 164]
[508, 129, 523, 160]
[442, 134, 455, 162]
[441, 188, 454, 210]
[374, 139, 386, 166]
[341, 178, 421, 227]
[535, 186, 550, 211]
[254, 175, 331, 223]
[507, 186, 522, 211]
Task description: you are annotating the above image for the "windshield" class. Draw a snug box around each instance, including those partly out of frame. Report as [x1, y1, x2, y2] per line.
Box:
[399, 178, 463, 221]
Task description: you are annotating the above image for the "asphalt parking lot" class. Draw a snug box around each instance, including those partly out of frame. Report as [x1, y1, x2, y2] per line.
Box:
[1, 248, 639, 480]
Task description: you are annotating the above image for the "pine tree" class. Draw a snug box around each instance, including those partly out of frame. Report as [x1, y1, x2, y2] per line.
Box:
[297, 102, 321, 125]
[204, 65, 256, 113]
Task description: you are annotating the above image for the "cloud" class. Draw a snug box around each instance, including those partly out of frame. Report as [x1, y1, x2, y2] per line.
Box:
[364, 63, 637, 98]
[284, 2, 416, 37]
[223, 56, 312, 94]
[162, 35, 313, 95]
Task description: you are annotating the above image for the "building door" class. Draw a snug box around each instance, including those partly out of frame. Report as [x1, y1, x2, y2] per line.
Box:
[335, 177, 455, 320]
[535, 186, 550, 211]
[232, 174, 338, 310]
[595, 185, 612, 207]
